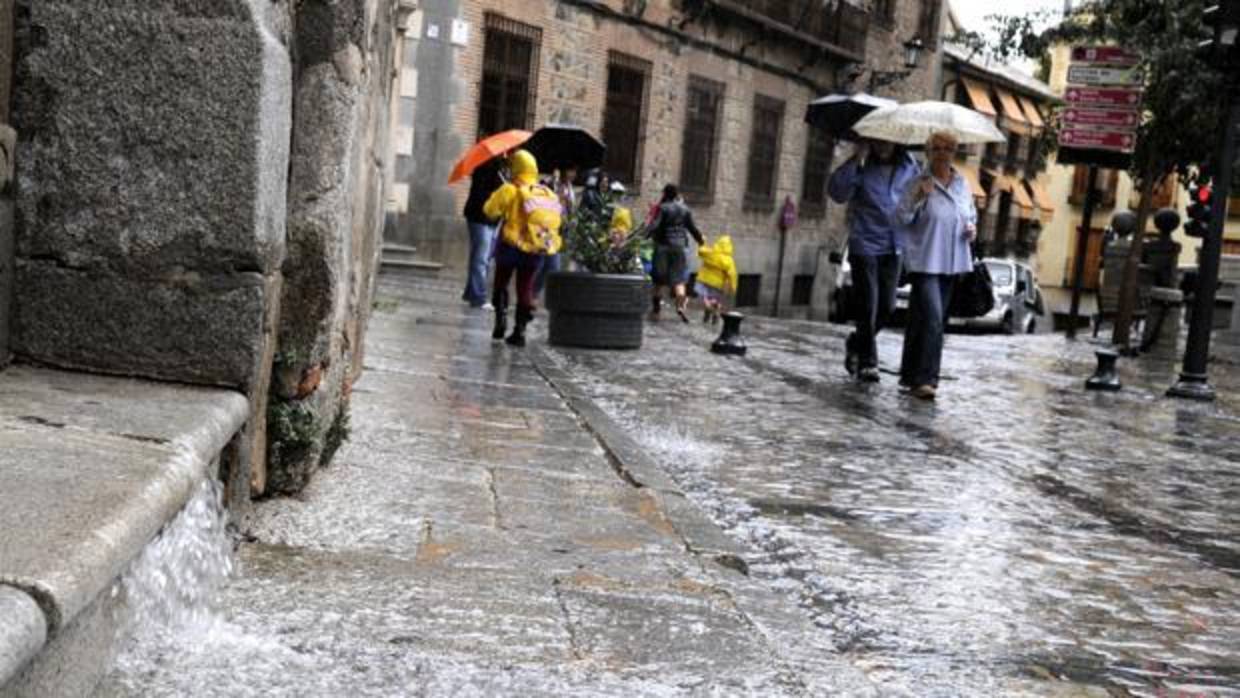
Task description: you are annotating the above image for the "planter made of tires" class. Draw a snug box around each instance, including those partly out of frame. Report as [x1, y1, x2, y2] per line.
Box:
[544, 271, 651, 349]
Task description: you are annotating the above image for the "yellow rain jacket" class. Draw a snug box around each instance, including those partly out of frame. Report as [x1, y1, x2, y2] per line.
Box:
[482, 150, 563, 255]
[697, 235, 738, 293]
[610, 206, 633, 235]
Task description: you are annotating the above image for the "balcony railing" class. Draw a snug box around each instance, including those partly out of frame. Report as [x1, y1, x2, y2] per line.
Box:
[704, 0, 869, 62]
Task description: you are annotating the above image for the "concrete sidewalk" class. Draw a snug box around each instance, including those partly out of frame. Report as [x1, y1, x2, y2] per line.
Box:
[97, 275, 878, 697]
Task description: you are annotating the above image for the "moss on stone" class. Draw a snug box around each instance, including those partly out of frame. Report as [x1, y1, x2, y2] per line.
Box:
[266, 399, 317, 471]
[319, 401, 351, 466]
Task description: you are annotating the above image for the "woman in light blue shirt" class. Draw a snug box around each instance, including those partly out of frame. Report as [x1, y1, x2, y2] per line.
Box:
[893, 130, 977, 400]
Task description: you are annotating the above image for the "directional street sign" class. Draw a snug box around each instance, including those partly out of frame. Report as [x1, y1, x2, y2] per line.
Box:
[1067, 64, 1143, 86]
[1070, 46, 1140, 67]
[1059, 128, 1136, 152]
[1062, 107, 1140, 129]
[1064, 86, 1143, 108]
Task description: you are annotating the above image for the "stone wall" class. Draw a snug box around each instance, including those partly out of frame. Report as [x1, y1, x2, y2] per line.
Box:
[8, 0, 397, 501]
[390, 0, 943, 318]
[267, 0, 395, 495]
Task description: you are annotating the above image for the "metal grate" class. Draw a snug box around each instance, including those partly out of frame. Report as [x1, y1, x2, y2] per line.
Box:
[801, 124, 834, 219]
[680, 75, 725, 202]
[735, 274, 762, 308]
[745, 94, 785, 211]
[602, 51, 652, 188]
[791, 275, 814, 306]
[477, 13, 542, 139]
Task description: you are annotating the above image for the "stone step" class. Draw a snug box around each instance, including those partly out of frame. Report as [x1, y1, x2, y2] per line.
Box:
[380, 243, 420, 264]
[379, 257, 444, 279]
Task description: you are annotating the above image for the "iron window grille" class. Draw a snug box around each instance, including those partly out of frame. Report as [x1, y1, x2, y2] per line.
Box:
[735, 274, 762, 307]
[801, 124, 834, 219]
[680, 75, 726, 203]
[791, 275, 814, 306]
[745, 94, 786, 211]
[477, 13, 542, 139]
[602, 51, 652, 189]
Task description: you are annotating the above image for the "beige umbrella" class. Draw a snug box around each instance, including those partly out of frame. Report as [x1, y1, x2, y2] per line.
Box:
[852, 100, 1006, 145]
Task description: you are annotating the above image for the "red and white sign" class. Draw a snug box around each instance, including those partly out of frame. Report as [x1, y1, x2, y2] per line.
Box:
[1070, 46, 1140, 67]
[1059, 128, 1136, 152]
[1064, 86, 1143, 108]
[1062, 107, 1140, 129]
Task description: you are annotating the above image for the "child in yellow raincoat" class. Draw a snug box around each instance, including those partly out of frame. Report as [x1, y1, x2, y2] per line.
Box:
[695, 235, 737, 325]
[482, 149, 563, 347]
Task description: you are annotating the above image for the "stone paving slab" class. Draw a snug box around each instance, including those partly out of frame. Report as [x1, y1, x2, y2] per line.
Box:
[100, 278, 880, 696]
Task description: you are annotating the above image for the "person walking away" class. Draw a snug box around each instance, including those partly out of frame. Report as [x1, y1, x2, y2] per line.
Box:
[827, 138, 919, 382]
[647, 184, 705, 322]
[696, 235, 737, 324]
[462, 159, 503, 309]
[894, 131, 976, 400]
[483, 149, 563, 347]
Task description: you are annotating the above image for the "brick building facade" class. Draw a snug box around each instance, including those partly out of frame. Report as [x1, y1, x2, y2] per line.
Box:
[388, 0, 945, 317]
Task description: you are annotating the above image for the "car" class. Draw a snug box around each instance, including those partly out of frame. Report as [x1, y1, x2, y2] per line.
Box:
[895, 258, 1044, 334]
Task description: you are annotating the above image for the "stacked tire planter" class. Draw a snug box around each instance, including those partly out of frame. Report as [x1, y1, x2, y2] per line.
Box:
[544, 271, 651, 349]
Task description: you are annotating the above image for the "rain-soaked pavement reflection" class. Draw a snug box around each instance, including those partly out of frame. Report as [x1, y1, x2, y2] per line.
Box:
[544, 312, 1240, 697]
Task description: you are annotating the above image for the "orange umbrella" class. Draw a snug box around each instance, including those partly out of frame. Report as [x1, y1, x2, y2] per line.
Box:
[447, 129, 532, 184]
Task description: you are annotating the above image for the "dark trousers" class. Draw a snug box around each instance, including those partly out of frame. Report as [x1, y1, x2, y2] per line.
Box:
[847, 253, 901, 369]
[900, 273, 956, 388]
[532, 252, 560, 296]
[492, 241, 543, 312]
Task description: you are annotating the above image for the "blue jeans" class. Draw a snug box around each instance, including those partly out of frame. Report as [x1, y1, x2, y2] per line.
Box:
[900, 273, 956, 388]
[533, 252, 560, 297]
[463, 222, 495, 306]
[847, 253, 901, 370]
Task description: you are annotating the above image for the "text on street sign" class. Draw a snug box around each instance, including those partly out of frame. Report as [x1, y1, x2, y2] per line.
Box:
[1070, 46, 1140, 67]
[1062, 107, 1140, 129]
[1059, 128, 1136, 152]
[1067, 64, 1143, 86]
[1064, 87, 1143, 108]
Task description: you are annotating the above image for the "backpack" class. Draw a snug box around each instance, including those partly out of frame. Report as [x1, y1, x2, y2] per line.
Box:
[518, 183, 563, 254]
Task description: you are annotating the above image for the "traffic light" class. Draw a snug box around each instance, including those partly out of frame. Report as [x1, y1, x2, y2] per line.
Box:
[1201, 1, 1240, 66]
[1185, 182, 1213, 238]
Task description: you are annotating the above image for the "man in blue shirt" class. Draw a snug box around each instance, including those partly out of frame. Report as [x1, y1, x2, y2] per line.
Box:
[828, 139, 920, 381]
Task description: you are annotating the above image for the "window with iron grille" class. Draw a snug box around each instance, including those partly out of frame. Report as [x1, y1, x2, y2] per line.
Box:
[477, 14, 541, 139]
[602, 52, 651, 189]
[918, 0, 942, 49]
[791, 275, 814, 306]
[801, 124, 834, 219]
[873, 0, 898, 27]
[735, 274, 762, 308]
[1005, 133, 1023, 172]
[745, 94, 785, 211]
[680, 75, 725, 202]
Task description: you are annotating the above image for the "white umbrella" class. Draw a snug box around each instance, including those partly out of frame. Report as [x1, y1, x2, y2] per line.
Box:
[852, 100, 1006, 145]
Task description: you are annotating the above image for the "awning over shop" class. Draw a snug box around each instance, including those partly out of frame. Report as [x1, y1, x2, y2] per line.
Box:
[957, 163, 988, 200]
[995, 174, 1037, 219]
[1017, 95, 1045, 130]
[1025, 177, 1056, 223]
[961, 77, 998, 117]
[994, 87, 1032, 135]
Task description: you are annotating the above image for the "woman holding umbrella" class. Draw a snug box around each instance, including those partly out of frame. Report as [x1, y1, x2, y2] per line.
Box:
[894, 130, 976, 400]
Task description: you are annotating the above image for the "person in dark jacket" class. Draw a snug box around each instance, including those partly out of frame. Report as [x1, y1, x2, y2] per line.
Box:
[828, 139, 920, 382]
[462, 159, 503, 309]
[647, 184, 705, 322]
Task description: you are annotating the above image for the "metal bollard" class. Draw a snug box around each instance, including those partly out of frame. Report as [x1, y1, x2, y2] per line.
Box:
[711, 312, 748, 356]
[1086, 348, 1122, 391]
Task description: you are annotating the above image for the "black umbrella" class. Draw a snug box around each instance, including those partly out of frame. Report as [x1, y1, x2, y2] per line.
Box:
[524, 124, 606, 172]
[805, 93, 898, 138]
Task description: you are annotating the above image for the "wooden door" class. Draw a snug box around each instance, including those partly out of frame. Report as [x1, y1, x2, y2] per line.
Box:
[1067, 227, 1105, 291]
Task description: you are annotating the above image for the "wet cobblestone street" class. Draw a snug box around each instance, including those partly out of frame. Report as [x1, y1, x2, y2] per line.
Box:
[542, 305, 1240, 697]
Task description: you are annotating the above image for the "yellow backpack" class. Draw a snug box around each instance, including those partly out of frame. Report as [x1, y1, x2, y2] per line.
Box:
[518, 183, 563, 254]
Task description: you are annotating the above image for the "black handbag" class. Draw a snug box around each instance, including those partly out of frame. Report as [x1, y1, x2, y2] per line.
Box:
[949, 261, 996, 318]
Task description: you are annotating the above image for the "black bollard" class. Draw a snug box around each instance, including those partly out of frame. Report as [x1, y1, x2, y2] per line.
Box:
[711, 312, 747, 356]
[1085, 348, 1121, 391]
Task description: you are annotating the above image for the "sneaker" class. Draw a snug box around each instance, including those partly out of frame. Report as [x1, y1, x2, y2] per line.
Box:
[480, 302, 494, 311]
[911, 384, 937, 400]
[859, 367, 880, 383]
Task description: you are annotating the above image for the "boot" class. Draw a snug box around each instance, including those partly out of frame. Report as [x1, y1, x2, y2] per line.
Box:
[506, 306, 532, 347]
[650, 295, 662, 321]
[491, 289, 508, 340]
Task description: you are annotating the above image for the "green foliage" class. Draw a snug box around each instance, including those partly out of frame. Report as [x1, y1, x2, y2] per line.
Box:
[267, 399, 317, 469]
[978, 1, 1228, 184]
[319, 402, 351, 467]
[561, 194, 646, 274]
